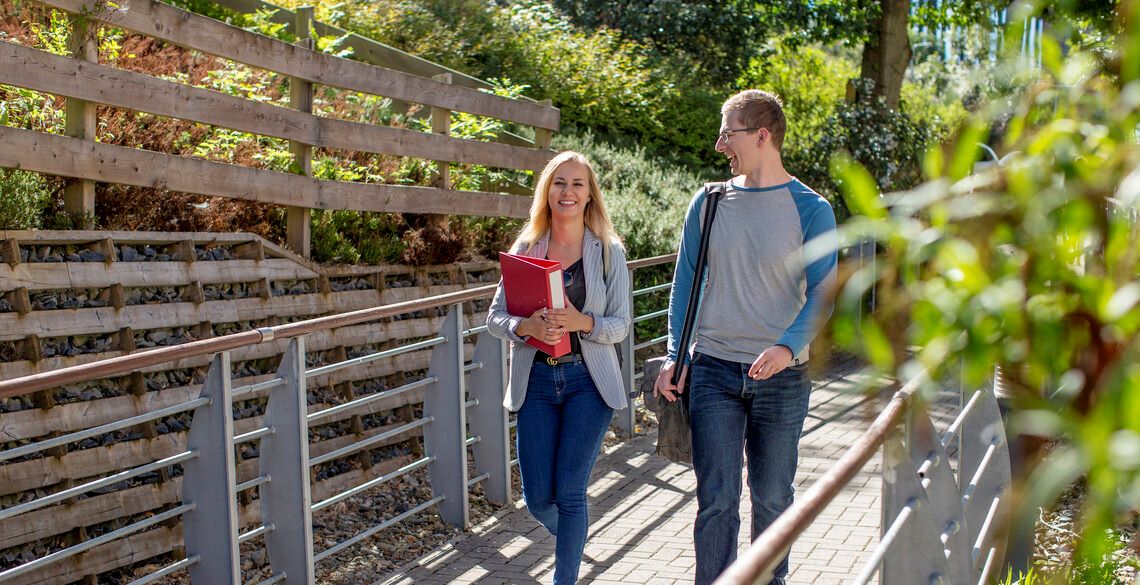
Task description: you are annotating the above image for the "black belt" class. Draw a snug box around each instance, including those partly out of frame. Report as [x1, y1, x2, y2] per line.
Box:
[534, 353, 584, 366]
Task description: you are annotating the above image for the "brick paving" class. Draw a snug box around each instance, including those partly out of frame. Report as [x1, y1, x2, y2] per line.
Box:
[379, 359, 884, 585]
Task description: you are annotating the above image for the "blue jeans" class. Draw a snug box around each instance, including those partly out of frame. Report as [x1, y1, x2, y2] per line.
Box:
[688, 352, 811, 585]
[517, 360, 614, 585]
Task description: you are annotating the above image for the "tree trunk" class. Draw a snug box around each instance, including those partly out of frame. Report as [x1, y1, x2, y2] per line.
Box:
[858, 0, 912, 109]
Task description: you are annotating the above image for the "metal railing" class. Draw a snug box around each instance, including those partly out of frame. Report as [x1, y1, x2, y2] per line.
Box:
[0, 254, 678, 583]
[715, 367, 1014, 585]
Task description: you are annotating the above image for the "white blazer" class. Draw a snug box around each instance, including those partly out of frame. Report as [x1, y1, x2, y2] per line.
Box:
[486, 229, 631, 411]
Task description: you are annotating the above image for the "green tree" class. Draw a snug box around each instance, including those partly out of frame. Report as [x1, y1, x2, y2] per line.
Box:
[547, 0, 769, 79]
[828, 0, 1138, 569]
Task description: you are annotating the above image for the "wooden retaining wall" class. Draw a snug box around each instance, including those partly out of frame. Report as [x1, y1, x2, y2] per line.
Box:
[0, 230, 500, 584]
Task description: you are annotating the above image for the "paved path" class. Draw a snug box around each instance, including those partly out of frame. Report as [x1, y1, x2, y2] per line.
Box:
[380, 359, 883, 585]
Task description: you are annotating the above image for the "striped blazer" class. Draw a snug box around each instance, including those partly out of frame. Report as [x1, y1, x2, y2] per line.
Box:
[486, 229, 631, 411]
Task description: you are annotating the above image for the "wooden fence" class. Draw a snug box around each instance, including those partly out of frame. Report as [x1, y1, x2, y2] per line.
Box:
[0, 0, 559, 254]
[0, 230, 498, 584]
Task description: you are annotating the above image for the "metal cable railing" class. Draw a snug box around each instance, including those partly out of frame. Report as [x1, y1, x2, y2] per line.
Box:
[715, 365, 1015, 585]
[0, 253, 681, 583]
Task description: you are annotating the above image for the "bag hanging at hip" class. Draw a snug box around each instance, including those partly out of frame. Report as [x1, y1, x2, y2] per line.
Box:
[637, 181, 725, 465]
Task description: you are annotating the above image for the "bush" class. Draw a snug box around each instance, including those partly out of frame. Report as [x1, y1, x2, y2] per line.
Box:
[736, 41, 858, 160]
[0, 169, 52, 229]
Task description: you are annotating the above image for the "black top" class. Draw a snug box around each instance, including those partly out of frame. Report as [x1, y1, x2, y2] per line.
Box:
[563, 258, 586, 355]
[533, 257, 586, 361]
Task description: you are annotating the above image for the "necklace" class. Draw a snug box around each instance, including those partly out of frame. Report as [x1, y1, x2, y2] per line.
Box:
[549, 237, 581, 250]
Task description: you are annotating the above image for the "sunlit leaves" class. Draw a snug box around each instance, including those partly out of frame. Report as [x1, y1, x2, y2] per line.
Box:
[826, 1, 1140, 568]
[831, 154, 886, 219]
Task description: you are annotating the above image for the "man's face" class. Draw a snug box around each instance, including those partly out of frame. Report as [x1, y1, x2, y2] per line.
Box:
[715, 111, 761, 175]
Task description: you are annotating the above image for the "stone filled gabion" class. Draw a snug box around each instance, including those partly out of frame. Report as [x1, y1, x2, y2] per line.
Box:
[1, 242, 500, 581]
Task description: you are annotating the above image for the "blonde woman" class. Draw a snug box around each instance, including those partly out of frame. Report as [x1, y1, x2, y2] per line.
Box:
[486, 151, 630, 584]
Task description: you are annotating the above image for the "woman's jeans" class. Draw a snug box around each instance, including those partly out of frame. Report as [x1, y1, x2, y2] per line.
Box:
[688, 352, 812, 585]
[516, 360, 614, 585]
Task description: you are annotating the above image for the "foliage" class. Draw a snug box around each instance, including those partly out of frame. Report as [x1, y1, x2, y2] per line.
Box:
[827, 1, 1139, 572]
[271, 0, 729, 168]
[311, 210, 405, 264]
[738, 42, 859, 152]
[802, 79, 941, 222]
[0, 169, 51, 229]
[549, 0, 769, 79]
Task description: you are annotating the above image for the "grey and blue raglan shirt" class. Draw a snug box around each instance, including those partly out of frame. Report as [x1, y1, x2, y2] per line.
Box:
[666, 178, 838, 366]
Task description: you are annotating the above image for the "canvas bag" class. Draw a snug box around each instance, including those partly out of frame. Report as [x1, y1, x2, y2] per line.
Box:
[635, 182, 725, 465]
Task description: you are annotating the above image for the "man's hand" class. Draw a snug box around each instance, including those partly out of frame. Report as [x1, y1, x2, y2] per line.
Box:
[653, 360, 689, 402]
[748, 345, 793, 380]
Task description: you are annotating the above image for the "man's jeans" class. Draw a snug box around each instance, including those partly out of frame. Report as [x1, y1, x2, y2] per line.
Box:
[517, 360, 614, 585]
[688, 352, 811, 585]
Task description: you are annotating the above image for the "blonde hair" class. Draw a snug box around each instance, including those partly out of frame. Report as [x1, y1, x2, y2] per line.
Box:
[722, 89, 787, 150]
[516, 151, 623, 263]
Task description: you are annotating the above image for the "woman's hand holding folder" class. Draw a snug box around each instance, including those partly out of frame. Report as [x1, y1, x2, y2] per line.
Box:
[514, 308, 566, 345]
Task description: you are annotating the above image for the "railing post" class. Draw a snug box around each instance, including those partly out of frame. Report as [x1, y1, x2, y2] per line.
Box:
[183, 351, 240, 584]
[259, 337, 315, 583]
[423, 304, 470, 528]
[906, 402, 971, 584]
[959, 374, 1011, 581]
[880, 427, 952, 584]
[467, 330, 512, 505]
[615, 266, 636, 434]
[286, 6, 314, 257]
[64, 14, 97, 225]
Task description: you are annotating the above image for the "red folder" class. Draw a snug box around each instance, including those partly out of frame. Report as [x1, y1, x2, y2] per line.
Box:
[498, 252, 572, 357]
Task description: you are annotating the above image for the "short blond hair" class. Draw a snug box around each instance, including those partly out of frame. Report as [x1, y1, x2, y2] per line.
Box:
[722, 90, 787, 150]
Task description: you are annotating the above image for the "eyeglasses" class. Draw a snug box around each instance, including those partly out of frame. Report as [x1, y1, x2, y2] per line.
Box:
[562, 268, 575, 288]
[718, 127, 761, 141]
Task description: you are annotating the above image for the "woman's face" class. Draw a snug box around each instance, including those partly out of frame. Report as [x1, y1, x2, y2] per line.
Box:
[546, 161, 592, 223]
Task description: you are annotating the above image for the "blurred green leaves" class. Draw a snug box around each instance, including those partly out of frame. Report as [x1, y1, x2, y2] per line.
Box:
[829, 1, 1140, 569]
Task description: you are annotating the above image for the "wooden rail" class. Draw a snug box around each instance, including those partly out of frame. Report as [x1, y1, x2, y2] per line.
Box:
[0, 0, 560, 254]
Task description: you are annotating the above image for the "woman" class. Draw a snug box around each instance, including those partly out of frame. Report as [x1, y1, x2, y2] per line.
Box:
[486, 151, 631, 584]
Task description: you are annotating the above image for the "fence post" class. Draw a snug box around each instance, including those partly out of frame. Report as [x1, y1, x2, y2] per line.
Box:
[259, 337, 316, 583]
[615, 266, 636, 434]
[423, 304, 470, 528]
[467, 330, 512, 505]
[534, 99, 553, 150]
[286, 6, 314, 257]
[64, 14, 97, 225]
[183, 351, 240, 584]
[431, 73, 452, 195]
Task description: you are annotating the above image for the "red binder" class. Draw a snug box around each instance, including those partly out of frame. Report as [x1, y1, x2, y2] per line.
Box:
[498, 252, 572, 357]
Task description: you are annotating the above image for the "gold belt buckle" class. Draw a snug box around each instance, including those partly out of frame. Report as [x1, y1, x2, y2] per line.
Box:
[546, 355, 558, 366]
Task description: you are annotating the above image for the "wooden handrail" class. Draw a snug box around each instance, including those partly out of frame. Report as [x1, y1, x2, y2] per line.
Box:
[713, 377, 921, 585]
[627, 253, 678, 270]
[0, 253, 680, 399]
[0, 284, 497, 399]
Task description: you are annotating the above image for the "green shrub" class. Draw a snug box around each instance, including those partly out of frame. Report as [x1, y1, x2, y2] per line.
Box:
[736, 41, 858, 160]
[311, 210, 405, 265]
[0, 169, 52, 229]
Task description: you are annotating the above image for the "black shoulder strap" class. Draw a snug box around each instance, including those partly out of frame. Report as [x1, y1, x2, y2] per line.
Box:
[671, 182, 725, 384]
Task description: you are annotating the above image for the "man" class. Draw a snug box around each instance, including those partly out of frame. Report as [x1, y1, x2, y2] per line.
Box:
[654, 89, 837, 585]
